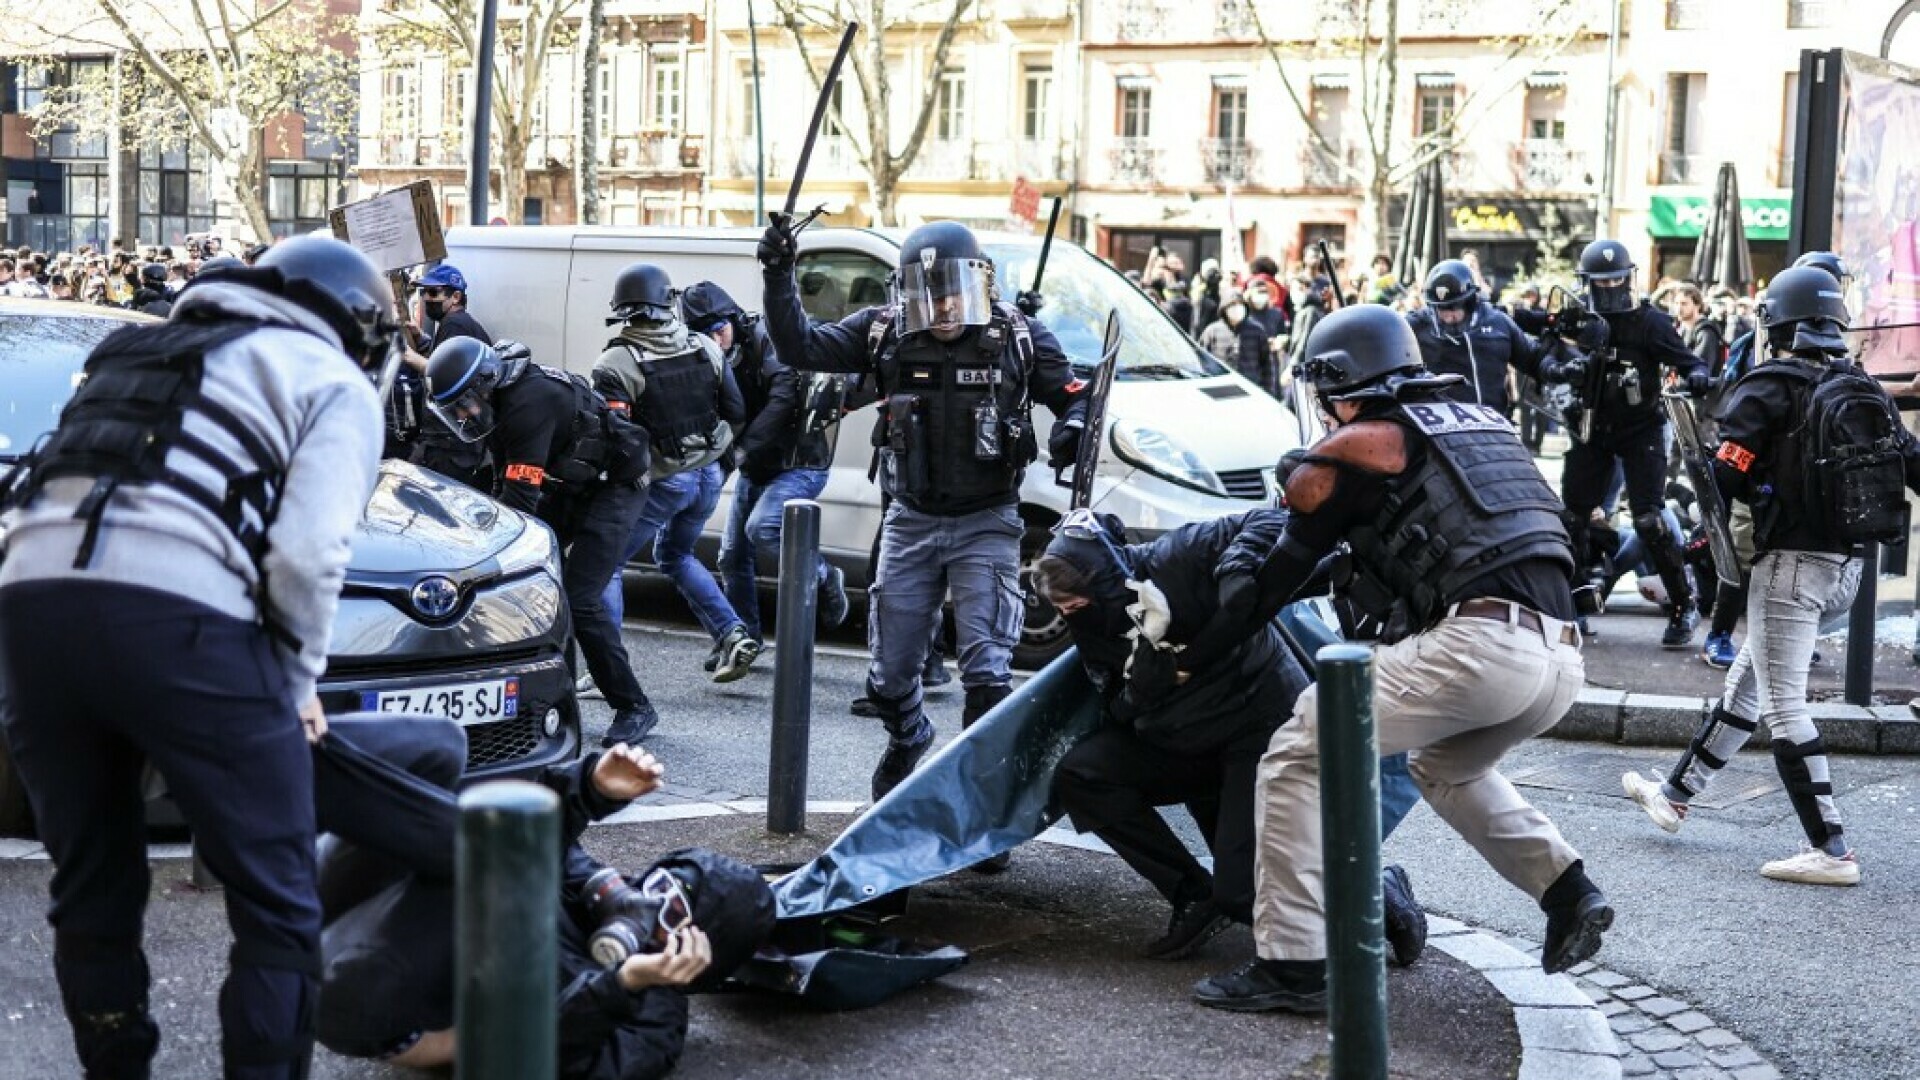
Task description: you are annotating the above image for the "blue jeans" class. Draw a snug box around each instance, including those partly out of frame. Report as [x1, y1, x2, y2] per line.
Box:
[602, 464, 741, 640]
[718, 468, 830, 641]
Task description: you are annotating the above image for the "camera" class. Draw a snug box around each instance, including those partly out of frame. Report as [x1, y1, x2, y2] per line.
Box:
[584, 867, 668, 968]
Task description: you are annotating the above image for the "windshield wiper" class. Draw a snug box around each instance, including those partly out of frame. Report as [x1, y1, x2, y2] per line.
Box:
[1122, 364, 1194, 380]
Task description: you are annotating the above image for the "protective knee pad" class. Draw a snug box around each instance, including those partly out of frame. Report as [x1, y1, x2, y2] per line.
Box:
[1560, 509, 1592, 565]
[962, 683, 1013, 728]
[1770, 736, 1843, 849]
[1634, 512, 1694, 605]
[1669, 705, 1757, 798]
[863, 677, 927, 741]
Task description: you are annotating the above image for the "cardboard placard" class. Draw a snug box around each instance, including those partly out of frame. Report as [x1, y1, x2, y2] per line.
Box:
[328, 180, 447, 273]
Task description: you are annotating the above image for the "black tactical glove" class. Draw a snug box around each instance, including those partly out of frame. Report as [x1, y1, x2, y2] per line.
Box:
[1574, 314, 1610, 354]
[1542, 356, 1589, 386]
[1125, 636, 1181, 702]
[1015, 290, 1044, 318]
[1047, 400, 1088, 470]
[757, 213, 797, 273]
[1685, 370, 1715, 398]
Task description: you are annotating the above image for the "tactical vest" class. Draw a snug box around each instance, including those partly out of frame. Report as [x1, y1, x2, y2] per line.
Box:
[614, 339, 721, 462]
[1341, 398, 1574, 642]
[0, 316, 300, 645]
[531, 365, 650, 492]
[868, 304, 1037, 514]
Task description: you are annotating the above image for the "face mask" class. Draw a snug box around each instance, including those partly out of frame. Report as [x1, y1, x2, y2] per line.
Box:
[1249, 291, 1271, 310]
[423, 300, 447, 322]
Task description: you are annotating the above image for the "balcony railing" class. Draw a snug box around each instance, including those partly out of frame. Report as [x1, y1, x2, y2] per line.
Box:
[604, 132, 702, 172]
[1103, 0, 1259, 40]
[1112, 0, 1175, 40]
[1788, 0, 1834, 27]
[1107, 138, 1163, 185]
[1666, 0, 1707, 29]
[1659, 150, 1710, 185]
[1513, 140, 1589, 190]
[989, 0, 1073, 21]
[1201, 138, 1257, 185]
[1300, 140, 1358, 189]
[1214, 0, 1256, 39]
[1010, 140, 1069, 182]
[906, 139, 977, 180]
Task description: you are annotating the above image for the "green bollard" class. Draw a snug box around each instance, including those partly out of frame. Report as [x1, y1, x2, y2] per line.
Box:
[457, 780, 560, 1080]
[1317, 644, 1388, 1079]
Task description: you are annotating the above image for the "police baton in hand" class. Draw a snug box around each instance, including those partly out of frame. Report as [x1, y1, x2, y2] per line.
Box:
[774, 21, 859, 236]
[1018, 196, 1064, 317]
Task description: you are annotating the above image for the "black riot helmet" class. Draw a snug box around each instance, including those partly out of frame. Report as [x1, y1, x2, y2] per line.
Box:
[894, 221, 995, 336]
[251, 237, 404, 367]
[140, 262, 169, 287]
[609, 262, 676, 325]
[1791, 250, 1851, 287]
[425, 337, 531, 443]
[1757, 266, 1852, 357]
[1297, 304, 1427, 403]
[1423, 259, 1480, 312]
[1576, 239, 1637, 314]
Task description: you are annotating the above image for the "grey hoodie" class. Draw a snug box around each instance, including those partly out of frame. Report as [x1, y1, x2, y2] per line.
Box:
[0, 282, 385, 706]
[593, 319, 735, 478]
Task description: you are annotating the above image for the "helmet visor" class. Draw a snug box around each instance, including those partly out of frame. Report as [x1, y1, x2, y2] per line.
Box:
[427, 385, 499, 443]
[894, 257, 994, 335]
[1586, 275, 1634, 314]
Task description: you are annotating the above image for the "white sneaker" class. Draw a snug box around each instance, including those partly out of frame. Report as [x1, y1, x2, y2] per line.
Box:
[1760, 848, 1860, 886]
[1621, 771, 1686, 834]
[575, 673, 603, 701]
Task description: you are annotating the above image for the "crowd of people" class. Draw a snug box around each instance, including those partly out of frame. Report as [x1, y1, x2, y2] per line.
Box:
[0, 235, 271, 315]
[4, 213, 1918, 1080]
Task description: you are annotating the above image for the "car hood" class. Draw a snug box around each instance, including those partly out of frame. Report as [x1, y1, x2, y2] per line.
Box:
[350, 460, 521, 575]
[1105, 377, 1294, 469]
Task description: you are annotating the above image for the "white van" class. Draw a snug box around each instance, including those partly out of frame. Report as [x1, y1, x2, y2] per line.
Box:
[443, 225, 1300, 665]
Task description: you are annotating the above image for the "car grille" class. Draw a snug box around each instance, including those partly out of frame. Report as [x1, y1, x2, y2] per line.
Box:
[465, 716, 543, 770]
[1218, 468, 1271, 501]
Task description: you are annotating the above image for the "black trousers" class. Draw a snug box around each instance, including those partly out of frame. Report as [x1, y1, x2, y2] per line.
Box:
[1052, 722, 1270, 924]
[0, 581, 319, 1080]
[1562, 422, 1692, 605]
[551, 481, 650, 712]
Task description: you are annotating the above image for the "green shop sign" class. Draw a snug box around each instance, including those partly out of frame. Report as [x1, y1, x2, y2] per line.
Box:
[1648, 195, 1793, 241]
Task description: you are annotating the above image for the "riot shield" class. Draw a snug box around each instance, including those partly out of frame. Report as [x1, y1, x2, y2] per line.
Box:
[1065, 311, 1121, 509]
[1663, 390, 1743, 586]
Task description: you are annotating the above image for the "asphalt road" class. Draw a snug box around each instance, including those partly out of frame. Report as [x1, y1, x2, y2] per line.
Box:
[593, 596, 1920, 1080]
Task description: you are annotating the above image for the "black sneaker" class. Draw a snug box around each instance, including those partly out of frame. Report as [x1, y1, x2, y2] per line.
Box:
[1539, 862, 1614, 974]
[712, 626, 760, 683]
[1192, 958, 1327, 1014]
[702, 638, 725, 674]
[818, 565, 850, 630]
[603, 703, 660, 748]
[870, 719, 934, 802]
[1142, 899, 1232, 961]
[1661, 606, 1700, 650]
[1382, 864, 1427, 967]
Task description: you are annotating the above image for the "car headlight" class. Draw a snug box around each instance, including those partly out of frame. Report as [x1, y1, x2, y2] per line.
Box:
[1110, 417, 1227, 497]
[496, 518, 561, 581]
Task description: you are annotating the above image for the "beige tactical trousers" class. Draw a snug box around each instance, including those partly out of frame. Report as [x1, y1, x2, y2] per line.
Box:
[1252, 604, 1587, 960]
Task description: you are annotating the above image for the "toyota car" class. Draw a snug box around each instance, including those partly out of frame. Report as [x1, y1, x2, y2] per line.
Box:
[0, 299, 580, 835]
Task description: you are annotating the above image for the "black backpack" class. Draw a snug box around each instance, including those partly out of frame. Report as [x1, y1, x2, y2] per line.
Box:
[1800, 363, 1911, 544]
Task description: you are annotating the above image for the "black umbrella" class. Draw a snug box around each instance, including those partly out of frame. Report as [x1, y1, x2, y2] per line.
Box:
[1420, 155, 1450, 282]
[1392, 162, 1429, 287]
[1394, 154, 1451, 290]
[1690, 162, 1753, 294]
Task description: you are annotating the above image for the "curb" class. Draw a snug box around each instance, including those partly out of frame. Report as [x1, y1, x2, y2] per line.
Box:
[1548, 686, 1920, 755]
[1426, 915, 1622, 1080]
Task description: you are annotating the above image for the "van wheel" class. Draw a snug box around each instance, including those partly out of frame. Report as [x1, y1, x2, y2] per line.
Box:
[1012, 510, 1071, 671]
[0, 738, 35, 838]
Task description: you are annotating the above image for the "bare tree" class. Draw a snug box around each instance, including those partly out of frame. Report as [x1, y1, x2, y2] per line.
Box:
[578, 0, 605, 224]
[1251, 0, 1592, 258]
[372, 0, 579, 225]
[770, 0, 977, 226]
[0, 0, 357, 243]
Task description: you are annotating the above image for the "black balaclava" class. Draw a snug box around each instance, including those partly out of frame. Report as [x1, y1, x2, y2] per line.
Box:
[1045, 514, 1137, 669]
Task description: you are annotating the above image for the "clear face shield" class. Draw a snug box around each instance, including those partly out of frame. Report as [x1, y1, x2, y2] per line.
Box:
[428, 384, 499, 443]
[893, 257, 995, 336]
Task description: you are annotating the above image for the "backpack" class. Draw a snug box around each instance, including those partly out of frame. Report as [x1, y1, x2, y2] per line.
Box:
[1800, 363, 1911, 544]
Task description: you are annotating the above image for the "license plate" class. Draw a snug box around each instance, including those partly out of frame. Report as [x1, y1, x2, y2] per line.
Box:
[361, 679, 518, 723]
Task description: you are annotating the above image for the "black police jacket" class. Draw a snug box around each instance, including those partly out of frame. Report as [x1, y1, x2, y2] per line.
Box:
[487, 374, 592, 519]
[1406, 305, 1551, 414]
[1589, 301, 1704, 437]
[734, 321, 835, 482]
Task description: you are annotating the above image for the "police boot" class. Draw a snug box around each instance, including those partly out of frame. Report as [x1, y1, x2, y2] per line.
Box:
[963, 684, 1016, 874]
[1637, 512, 1699, 649]
[1538, 860, 1614, 974]
[867, 681, 934, 803]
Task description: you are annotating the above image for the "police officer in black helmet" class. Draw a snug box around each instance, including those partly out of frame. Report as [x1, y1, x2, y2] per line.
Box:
[1183, 304, 1610, 1013]
[0, 236, 392, 1078]
[425, 336, 659, 745]
[757, 217, 1087, 805]
[1408, 259, 1558, 415]
[1538, 239, 1712, 647]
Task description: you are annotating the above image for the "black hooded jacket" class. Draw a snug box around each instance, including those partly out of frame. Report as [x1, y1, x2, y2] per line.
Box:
[683, 280, 836, 482]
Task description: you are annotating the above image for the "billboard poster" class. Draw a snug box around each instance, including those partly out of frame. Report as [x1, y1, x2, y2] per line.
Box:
[1833, 52, 1920, 376]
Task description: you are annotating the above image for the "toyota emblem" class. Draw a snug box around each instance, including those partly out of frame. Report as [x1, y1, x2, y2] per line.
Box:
[410, 575, 461, 620]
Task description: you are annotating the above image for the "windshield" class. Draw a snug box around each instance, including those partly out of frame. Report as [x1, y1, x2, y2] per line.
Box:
[0, 313, 123, 460]
[984, 241, 1229, 381]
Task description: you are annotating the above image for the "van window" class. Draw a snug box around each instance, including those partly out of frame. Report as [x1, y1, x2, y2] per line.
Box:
[795, 250, 891, 321]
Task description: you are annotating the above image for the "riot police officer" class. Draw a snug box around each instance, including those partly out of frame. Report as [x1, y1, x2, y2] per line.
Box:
[425, 336, 659, 745]
[591, 264, 755, 683]
[681, 280, 852, 651]
[1539, 239, 1712, 647]
[1184, 306, 1610, 1013]
[757, 218, 1087, 801]
[1408, 259, 1556, 415]
[0, 236, 392, 1078]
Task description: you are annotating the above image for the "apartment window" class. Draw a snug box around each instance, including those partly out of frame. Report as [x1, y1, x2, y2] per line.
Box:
[1662, 72, 1707, 184]
[136, 142, 216, 246]
[1665, 0, 1707, 30]
[737, 63, 761, 139]
[1119, 84, 1152, 139]
[1788, 0, 1833, 27]
[651, 54, 682, 132]
[1778, 72, 1800, 185]
[267, 160, 334, 239]
[1311, 84, 1349, 143]
[447, 66, 469, 133]
[935, 70, 967, 142]
[383, 65, 419, 140]
[1214, 85, 1248, 141]
[1022, 64, 1052, 141]
[1415, 77, 1456, 138]
[598, 63, 615, 142]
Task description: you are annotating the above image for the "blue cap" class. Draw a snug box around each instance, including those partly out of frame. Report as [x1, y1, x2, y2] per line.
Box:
[416, 263, 468, 292]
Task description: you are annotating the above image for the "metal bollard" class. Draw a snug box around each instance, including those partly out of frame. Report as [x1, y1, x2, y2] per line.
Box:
[1846, 542, 1877, 706]
[456, 781, 560, 1080]
[768, 499, 821, 835]
[1317, 644, 1388, 1080]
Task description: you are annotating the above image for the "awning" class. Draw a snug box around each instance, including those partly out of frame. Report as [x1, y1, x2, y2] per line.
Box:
[1212, 73, 1249, 89]
[1526, 71, 1567, 89]
[1115, 74, 1153, 89]
[1311, 72, 1350, 90]
[1415, 72, 1456, 89]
